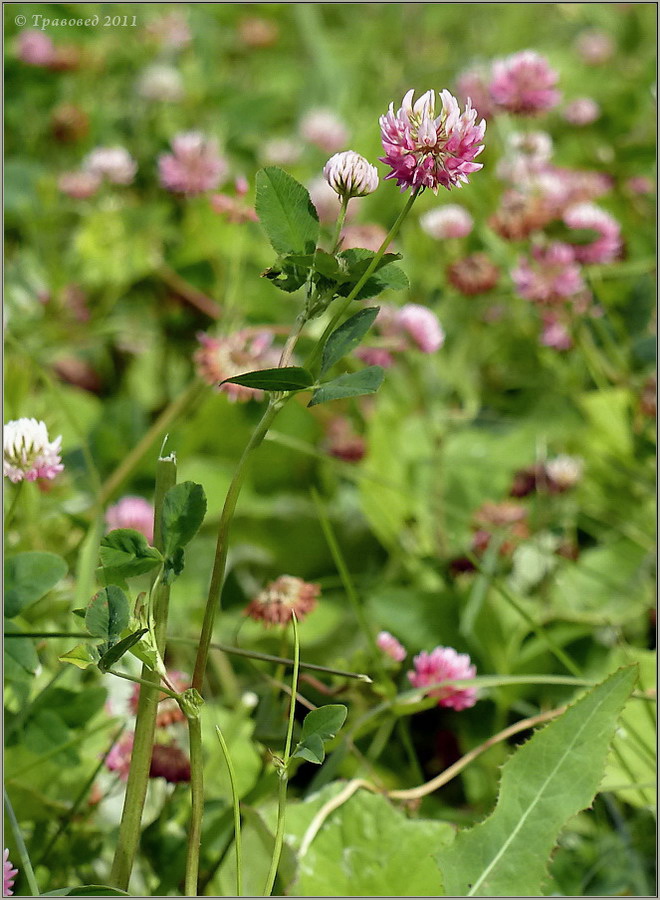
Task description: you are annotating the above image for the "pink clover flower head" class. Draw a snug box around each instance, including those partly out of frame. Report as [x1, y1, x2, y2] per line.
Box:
[457, 66, 496, 119]
[408, 646, 478, 710]
[354, 346, 396, 369]
[323, 150, 379, 199]
[159, 132, 228, 195]
[194, 330, 281, 402]
[512, 242, 585, 305]
[58, 170, 101, 199]
[245, 575, 320, 627]
[563, 98, 600, 126]
[300, 108, 349, 153]
[489, 51, 561, 116]
[627, 175, 653, 196]
[4, 418, 63, 483]
[380, 89, 486, 194]
[17, 29, 55, 66]
[105, 732, 135, 781]
[324, 417, 366, 463]
[576, 30, 615, 66]
[376, 631, 406, 662]
[84, 147, 137, 185]
[540, 315, 573, 351]
[563, 202, 622, 264]
[420, 204, 473, 239]
[138, 65, 185, 103]
[106, 496, 155, 543]
[3, 850, 18, 896]
[396, 304, 445, 353]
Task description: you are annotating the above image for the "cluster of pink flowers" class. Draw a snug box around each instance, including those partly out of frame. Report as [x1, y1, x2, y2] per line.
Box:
[562, 98, 600, 126]
[159, 132, 228, 195]
[211, 176, 259, 223]
[105, 496, 155, 542]
[245, 575, 320, 626]
[3, 849, 18, 896]
[194, 329, 281, 401]
[512, 242, 586, 305]
[489, 50, 561, 115]
[563, 202, 622, 264]
[376, 631, 406, 662]
[408, 646, 478, 710]
[3, 418, 63, 483]
[356, 303, 444, 368]
[379, 89, 486, 193]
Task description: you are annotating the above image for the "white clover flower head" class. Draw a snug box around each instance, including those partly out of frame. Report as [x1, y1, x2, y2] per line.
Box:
[323, 150, 379, 199]
[3, 418, 64, 483]
[84, 146, 138, 185]
[545, 455, 584, 488]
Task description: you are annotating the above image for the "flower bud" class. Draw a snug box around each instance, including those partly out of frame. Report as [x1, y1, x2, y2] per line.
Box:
[323, 151, 379, 199]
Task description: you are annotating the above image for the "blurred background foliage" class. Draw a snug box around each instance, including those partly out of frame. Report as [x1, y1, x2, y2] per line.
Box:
[4, 3, 656, 896]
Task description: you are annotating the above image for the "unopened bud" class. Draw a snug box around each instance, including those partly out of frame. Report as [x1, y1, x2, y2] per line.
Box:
[323, 150, 379, 199]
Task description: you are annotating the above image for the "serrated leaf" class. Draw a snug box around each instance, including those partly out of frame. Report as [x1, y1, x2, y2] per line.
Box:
[220, 367, 314, 393]
[5, 552, 68, 617]
[292, 704, 347, 764]
[99, 529, 161, 580]
[59, 643, 98, 670]
[321, 307, 380, 375]
[84, 586, 130, 643]
[436, 667, 637, 896]
[255, 167, 319, 256]
[98, 628, 149, 673]
[308, 366, 384, 407]
[161, 482, 207, 559]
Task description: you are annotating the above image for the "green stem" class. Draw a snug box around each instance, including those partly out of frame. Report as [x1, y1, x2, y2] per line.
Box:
[4, 787, 40, 897]
[263, 613, 301, 897]
[4, 480, 24, 530]
[98, 381, 202, 507]
[330, 195, 350, 254]
[185, 715, 205, 897]
[109, 454, 177, 892]
[306, 188, 420, 374]
[215, 726, 243, 897]
[107, 668, 181, 702]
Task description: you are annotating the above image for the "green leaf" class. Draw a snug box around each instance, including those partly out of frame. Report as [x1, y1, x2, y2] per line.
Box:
[5, 552, 68, 618]
[435, 667, 637, 896]
[337, 249, 408, 300]
[289, 787, 451, 895]
[40, 887, 131, 897]
[99, 529, 162, 580]
[308, 366, 384, 407]
[161, 482, 207, 559]
[98, 628, 149, 673]
[4, 619, 39, 675]
[58, 644, 98, 670]
[220, 367, 314, 393]
[84, 586, 130, 643]
[292, 704, 347, 764]
[162, 546, 185, 585]
[321, 307, 380, 375]
[255, 167, 319, 256]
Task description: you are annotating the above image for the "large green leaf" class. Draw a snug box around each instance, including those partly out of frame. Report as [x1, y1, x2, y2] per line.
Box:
[308, 367, 384, 407]
[255, 167, 319, 256]
[5, 552, 68, 618]
[99, 529, 161, 582]
[4, 619, 39, 676]
[289, 787, 452, 896]
[320, 307, 380, 375]
[221, 367, 314, 392]
[84, 586, 130, 643]
[337, 249, 408, 300]
[161, 482, 207, 559]
[292, 704, 347, 764]
[40, 887, 131, 897]
[436, 667, 637, 896]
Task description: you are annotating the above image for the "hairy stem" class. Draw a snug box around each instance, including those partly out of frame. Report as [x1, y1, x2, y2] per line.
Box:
[109, 454, 177, 891]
